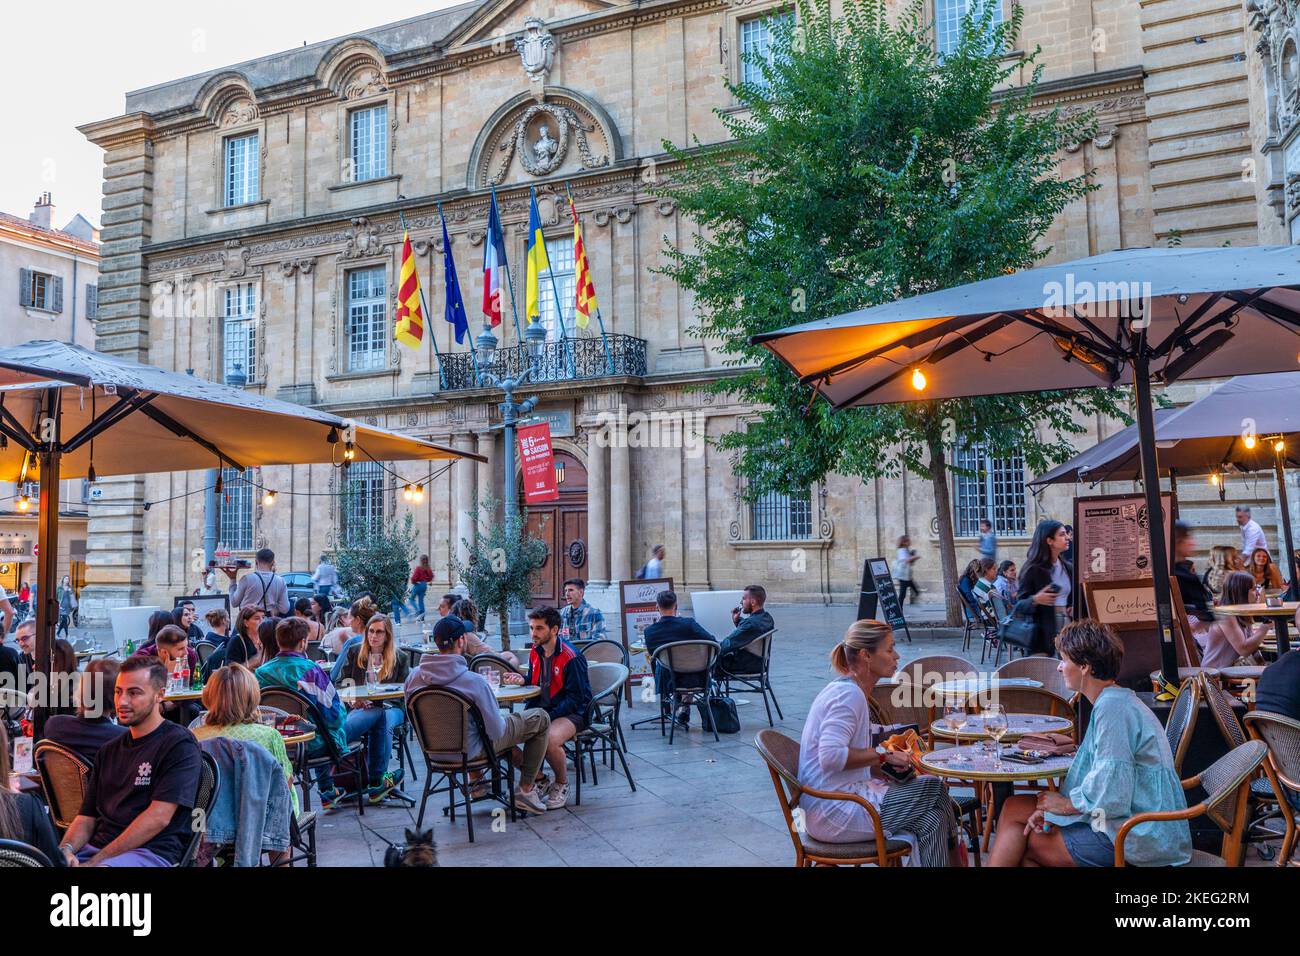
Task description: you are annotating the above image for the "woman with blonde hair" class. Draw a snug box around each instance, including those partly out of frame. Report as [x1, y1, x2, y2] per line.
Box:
[337, 613, 409, 686]
[1201, 545, 1236, 599]
[796, 620, 959, 866]
[194, 662, 298, 813]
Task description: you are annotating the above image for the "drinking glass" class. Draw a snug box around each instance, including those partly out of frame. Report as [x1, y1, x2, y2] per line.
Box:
[367, 654, 382, 691]
[983, 705, 1009, 769]
[485, 668, 501, 690]
[942, 701, 967, 741]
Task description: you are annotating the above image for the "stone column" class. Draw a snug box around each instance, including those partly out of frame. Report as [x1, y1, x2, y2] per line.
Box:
[476, 431, 496, 517]
[609, 435, 631, 583]
[587, 427, 609, 587]
[75, 114, 156, 624]
[454, 434, 475, 579]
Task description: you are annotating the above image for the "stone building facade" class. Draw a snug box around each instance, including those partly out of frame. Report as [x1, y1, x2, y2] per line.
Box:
[74, 0, 1297, 620]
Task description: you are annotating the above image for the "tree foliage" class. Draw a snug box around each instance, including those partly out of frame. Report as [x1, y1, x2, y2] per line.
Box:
[335, 509, 419, 617]
[655, 0, 1133, 622]
[450, 496, 549, 649]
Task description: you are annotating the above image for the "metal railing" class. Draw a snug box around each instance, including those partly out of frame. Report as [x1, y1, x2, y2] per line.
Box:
[439, 333, 648, 390]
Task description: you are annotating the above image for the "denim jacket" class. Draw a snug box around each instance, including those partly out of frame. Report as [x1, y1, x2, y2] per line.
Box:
[199, 736, 292, 866]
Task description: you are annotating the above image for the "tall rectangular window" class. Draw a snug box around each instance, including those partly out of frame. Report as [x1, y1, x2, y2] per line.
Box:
[347, 266, 387, 372]
[218, 467, 254, 552]
[342, 460, 385, 545]
[740, 10, 794, 88]
[349, 104, 389, 182]
[935, 0, 1002, 58]
[747, 453, 813, 540]
[224, 132, 260, 207]
[538, 236, 576, 340]
[222, 284, 257, 384]
[952, 442, 1027, 537]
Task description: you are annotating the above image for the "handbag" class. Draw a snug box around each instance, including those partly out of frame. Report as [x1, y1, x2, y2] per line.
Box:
[999, 598, 1038, 651]
[696, 695, 740, 734]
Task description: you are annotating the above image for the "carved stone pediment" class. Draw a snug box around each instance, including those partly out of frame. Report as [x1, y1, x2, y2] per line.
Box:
[469, 88, 620, 189]
[222, 240, 249, 277]
[515, 17, 556, 89]
[219, 97, 259, 128]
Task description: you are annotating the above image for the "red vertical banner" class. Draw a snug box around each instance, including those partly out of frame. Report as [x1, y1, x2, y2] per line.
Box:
[518, 421, 559, 504]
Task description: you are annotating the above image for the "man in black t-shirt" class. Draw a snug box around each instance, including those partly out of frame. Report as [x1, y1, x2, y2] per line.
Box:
[57, 656, 202, 867]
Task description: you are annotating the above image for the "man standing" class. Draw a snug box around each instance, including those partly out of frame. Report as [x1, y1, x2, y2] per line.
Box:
[526, 606, 592, 810]
[643, 590, 716, 728]
[57, 657, 202, 866]
[312, 553, 338, 598]
[560, 579, 607, 643]
[229, 548, 290, 616]
[1237, 506, 1268, 566]
[978, 518, 997, 563]
[718, 585, 775, 674]
[641, 544, 666, 580]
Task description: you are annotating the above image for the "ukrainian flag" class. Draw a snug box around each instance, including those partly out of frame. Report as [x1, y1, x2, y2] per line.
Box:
[525, 187, 550, 323]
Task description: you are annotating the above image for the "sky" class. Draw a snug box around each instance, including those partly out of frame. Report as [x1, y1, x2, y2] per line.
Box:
[0, 0, 466, 230]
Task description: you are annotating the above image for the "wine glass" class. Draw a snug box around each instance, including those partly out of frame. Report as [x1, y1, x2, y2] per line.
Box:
[942, 700, 967, 741]
[983, 704, 1009, 769]
[367, 653, 382, 691]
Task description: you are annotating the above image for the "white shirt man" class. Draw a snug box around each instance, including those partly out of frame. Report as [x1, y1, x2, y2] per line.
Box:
[1237, 507, 1268, 565]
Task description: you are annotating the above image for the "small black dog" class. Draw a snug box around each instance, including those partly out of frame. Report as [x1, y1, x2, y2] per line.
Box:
[383, 828, 437, 867]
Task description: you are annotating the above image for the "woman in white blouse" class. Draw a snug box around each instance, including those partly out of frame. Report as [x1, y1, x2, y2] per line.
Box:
[798, 619, 959, 866]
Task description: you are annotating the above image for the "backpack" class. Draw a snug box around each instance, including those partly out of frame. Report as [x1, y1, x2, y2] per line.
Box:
[696, 695, 741, 734]
[634, 563, 649, 580]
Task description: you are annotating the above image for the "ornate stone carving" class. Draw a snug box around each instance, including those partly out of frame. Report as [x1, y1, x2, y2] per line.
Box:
[341, 217, 383, 259]
[593, 205, 636, 227]
[467, 229, 485, 247]
[656, 199, 677, 216]
[343, 67, 387, 100]
[279, 257, 317, 277]
[328, 283, 338, 375]
[489, 102, 610, 182]
[222, 240, 249, 278]
[514, 17, 556, 89]
[220, 98, 258, 128]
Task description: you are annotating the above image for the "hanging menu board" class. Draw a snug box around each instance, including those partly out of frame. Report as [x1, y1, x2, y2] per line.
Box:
[618, 577, 673, 703]
[1073, 491, 1173, 616]
[858, 558, 910, 640]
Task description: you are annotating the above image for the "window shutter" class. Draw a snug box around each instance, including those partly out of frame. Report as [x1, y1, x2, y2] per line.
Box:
[52, 276, 64, 313]
[19, 268, 31, 307]
[86, 283, 99, 320]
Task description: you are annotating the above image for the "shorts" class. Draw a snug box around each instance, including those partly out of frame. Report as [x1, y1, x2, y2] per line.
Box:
[552, 711, 587, 735]
[1059, 821, 1114, 868]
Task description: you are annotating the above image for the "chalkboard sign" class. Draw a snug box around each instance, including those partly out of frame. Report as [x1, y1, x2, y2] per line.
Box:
[857, 558, 912, 642]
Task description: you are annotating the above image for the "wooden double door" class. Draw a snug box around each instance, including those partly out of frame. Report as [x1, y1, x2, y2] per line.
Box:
[524, 450, 589, 607]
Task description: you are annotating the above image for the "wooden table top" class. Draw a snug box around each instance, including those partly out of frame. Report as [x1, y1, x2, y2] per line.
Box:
[494, 683, 540, 704]
[164, 688, 203, 701]
[1215, 602, 1300, 618]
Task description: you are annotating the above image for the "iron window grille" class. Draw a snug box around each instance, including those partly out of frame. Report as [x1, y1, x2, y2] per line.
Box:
[951, 442, 1027, 537]
[341, 460, 386, 546]
[218, 467, 254, 552]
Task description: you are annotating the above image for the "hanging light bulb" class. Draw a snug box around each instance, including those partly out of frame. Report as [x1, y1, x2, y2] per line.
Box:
[262, 490, 277, 506]
[1244, 434, 1257, 450]
[1209, 472, 1220, 487]
[17, 494, 30, 512]
[1275, 439, 1286, 454]
[911, 368, 927, 391]
[403, 483, 414, 502]
[344, 441, 355, 461]
[87, 463, 96, 483]
[214, 473, 223, 494]
[414, 483, 425, 504]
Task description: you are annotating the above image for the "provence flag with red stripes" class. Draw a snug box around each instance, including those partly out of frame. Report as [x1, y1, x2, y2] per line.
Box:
[394, 229, 424, 349]
[570, 197, 597, 329]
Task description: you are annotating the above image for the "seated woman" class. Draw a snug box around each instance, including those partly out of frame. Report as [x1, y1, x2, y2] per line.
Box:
[1250, 547, 1285, 592]
[172, 602, 205, 643]
[1197, 571, 1269, 668]
[989, 620, 1192, 867]
[327, 613, 407, 802]
[193, 663, 299, 814]
[0, 724, 62, 866]
[293, 598, 325, 643]
[203, 607, 231, 647]
[1201, 545, 1236, 600]
[203, 606, 265, 680]
[40, 658, 126, 763]
[321, 606, 354, 656]
[797, 619, 959, 867]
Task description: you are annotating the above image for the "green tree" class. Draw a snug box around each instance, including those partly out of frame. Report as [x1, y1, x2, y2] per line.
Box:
[657, 0, 1131, 624]
[451, 496, 549, 650]
[335, 509, 419, 616]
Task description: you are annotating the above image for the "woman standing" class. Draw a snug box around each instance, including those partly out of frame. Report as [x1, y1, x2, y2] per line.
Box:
[57, 575, 77, 638]
[797, 619, 959, 866]
[1016, 520, 1072, 656]
[410, 555, 433, 621]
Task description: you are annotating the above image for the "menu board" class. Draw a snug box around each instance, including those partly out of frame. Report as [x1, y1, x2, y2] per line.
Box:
[618, 577, 673, 703]
[1073, 492, 1173, 614]
[857, 558, 910, 640]
[1083, 580, 1157, 631]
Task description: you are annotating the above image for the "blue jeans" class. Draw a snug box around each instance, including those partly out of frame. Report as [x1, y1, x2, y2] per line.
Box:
[391, 595, 410, 625]
[345, 704, 405, 784]
[410, 582, 428, 618]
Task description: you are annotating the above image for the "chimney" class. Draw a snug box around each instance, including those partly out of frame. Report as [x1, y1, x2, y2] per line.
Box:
[29, 192, 54, 230]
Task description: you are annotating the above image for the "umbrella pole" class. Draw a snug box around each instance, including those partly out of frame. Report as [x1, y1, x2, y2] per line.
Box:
[33, 387, 62, 740]
[1274, 448, 1297, 654]
[1132, 356, 1180, 688]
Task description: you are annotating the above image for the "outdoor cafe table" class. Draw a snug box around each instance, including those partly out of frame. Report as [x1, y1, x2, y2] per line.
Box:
[920, 744, 1074, 827]
[164, 688, 203, 702]
[338, 683, 406, 704]
[494, 683, 540, 707]
[930, 712, 1073, 743]
[1215, 602, 1298, 655]
[877, 676, 1042, 695]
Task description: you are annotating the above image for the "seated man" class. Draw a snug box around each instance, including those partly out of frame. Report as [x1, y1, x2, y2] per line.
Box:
[40, 657, 127, 763]
[717, 585, 775, 675]
[56, 657, 203, 866]
[1256, 646, 1300, 813]
[405, 615, 552, 815]
[133, 624, 201, 725]
[643, 590, 716, 728]
[560, 578, 608, 643]
[258, 616, 403, 805]
[526, 606, 592, 810]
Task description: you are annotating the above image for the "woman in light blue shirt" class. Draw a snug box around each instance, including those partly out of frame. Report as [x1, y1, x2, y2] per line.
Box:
[990, 620, 1192, 867]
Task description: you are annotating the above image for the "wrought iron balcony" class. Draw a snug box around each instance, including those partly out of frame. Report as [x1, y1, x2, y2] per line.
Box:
[438, 333, 648, 390]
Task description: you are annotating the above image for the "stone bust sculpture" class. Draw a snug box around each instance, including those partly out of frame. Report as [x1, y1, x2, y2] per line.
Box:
[534, 123, 559, 162]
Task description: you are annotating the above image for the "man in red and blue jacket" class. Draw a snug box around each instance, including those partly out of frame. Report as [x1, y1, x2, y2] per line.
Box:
[526, 605, 593, 811]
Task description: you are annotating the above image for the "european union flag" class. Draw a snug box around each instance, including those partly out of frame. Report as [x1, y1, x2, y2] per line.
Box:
[440, 207, 469, 345]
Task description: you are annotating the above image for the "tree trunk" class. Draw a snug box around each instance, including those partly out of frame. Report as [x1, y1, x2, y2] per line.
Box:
[499, 605, 511, 652]
[927, 438, 963, 627]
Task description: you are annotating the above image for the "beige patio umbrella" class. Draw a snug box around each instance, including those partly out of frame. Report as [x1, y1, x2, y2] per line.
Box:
[0, 340, 484, 734]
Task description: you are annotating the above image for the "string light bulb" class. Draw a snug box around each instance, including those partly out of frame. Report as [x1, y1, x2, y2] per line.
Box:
[911, 368, 927, 391]
[1276, 439, 1286, 454]
[403, 483, 415, 503]
[343, 441, 355, 461]
[1209, 472, 1220, 487]
[413, 483, 425, 504]
[16, 494, 30, 512]
[1244, 434, 1257, 450]
[262, 490, 277, 506]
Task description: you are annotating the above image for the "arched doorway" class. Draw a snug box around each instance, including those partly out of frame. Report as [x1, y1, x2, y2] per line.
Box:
[523, 449, 589, 606]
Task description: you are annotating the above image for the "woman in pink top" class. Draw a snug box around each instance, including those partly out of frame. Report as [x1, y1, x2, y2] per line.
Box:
[1198, 571, 1269, 669]
[797, 619, 959, 866]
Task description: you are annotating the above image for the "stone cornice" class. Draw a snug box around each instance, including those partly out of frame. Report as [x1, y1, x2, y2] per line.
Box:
[77, 112, 157, 150]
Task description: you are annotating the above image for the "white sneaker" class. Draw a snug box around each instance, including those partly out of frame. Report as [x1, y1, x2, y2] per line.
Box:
[544, 782, 569, 810]
[513, 787, 547, 816]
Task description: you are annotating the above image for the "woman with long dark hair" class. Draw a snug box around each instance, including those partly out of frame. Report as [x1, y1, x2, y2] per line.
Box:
[1016, 520, 1072, 656]
[0, 723, 63, 865]
[1197, 571, 1269, 667]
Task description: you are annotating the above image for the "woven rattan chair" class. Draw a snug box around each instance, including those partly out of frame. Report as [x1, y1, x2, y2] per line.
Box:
[0, 838, 52, 867]
[1164, 676, 1201, 776]
[259, 686, 369, 816]
[194, 641, 219, 665]
[1244, 710, 1300, 866]
[754, 729, 911, 867]
[568, 662, 635, 804]
[580, 640, 628, 666]
[1115, 740, 1268, 867]
[714, 629, 783, 726]
[995, 655, 1070, 700]
[468, 652, 527, 679]
[650, 640, 720, 744]
[179, 751, 219, 867]
[406, 686, 514, 842]
[34, 740, 92, 833]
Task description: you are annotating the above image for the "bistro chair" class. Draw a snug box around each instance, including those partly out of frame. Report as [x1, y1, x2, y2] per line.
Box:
[982, 592, 1014, 665]
[178, 751, 220, 867]
[0, 839, 52, 867]
[962, 686, 1076, 725]
[1164, 676, 1201, 776]
[1114, 740, 1269, 867]
[468, 652, 526, 679]
[649, 640, 720, 744]
[957, 588, 986, 654]
[754, 729, 911, 867]
[33, 740, 92, 834]
[568, 662, 636, 805]
[259, 686, 369, 816]
[714, 629, 783, 727]
[406, 686, 515, 842]
[995, 655, 1070, 701]
[1243, 710, 1300, 866]
[580, 639, 628, 666]
[194, 641, 219, 666]
[304, 642, 329, 663]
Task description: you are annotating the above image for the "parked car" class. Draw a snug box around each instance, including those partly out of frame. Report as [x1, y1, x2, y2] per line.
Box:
[283, 572, 317, 605]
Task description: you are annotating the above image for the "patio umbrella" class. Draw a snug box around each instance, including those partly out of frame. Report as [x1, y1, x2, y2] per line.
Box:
[0, 340, 484, 734]
[753, 246, 1300, 687]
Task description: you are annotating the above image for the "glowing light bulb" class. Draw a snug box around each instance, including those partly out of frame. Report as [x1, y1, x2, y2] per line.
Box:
[1276, 440, 1286, 453]
[1244, 434, 1257, 450]
[403, 484, 414, 502]
[1210, 473, 1220, 487]
[16, 494, 30, 512]
[262, 490, 276, 506]
[911, 368, 927, 391]
[344, 441, 355, 461]
[414, 484, 425, 504]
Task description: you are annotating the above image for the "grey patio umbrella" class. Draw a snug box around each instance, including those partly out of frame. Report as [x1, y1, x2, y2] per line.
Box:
[0, 340, 484, 734]
[753, 246, 1300, 687]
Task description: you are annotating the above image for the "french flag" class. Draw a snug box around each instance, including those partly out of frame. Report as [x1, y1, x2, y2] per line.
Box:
[482, 188, 507, 328]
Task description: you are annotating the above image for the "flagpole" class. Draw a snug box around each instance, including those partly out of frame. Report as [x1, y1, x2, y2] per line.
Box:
[399, 209, 445, 390]
[565, 182, 614, 375]
[438, 201, 480, 386]
[491, 185, 526, 345]
[533, 187, 577, 379]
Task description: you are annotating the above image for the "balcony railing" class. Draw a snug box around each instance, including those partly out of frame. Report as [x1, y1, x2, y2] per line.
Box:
[439, 333, 648, 390]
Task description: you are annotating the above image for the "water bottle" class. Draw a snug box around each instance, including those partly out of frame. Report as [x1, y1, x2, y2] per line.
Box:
[181, 658, 191, 691]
